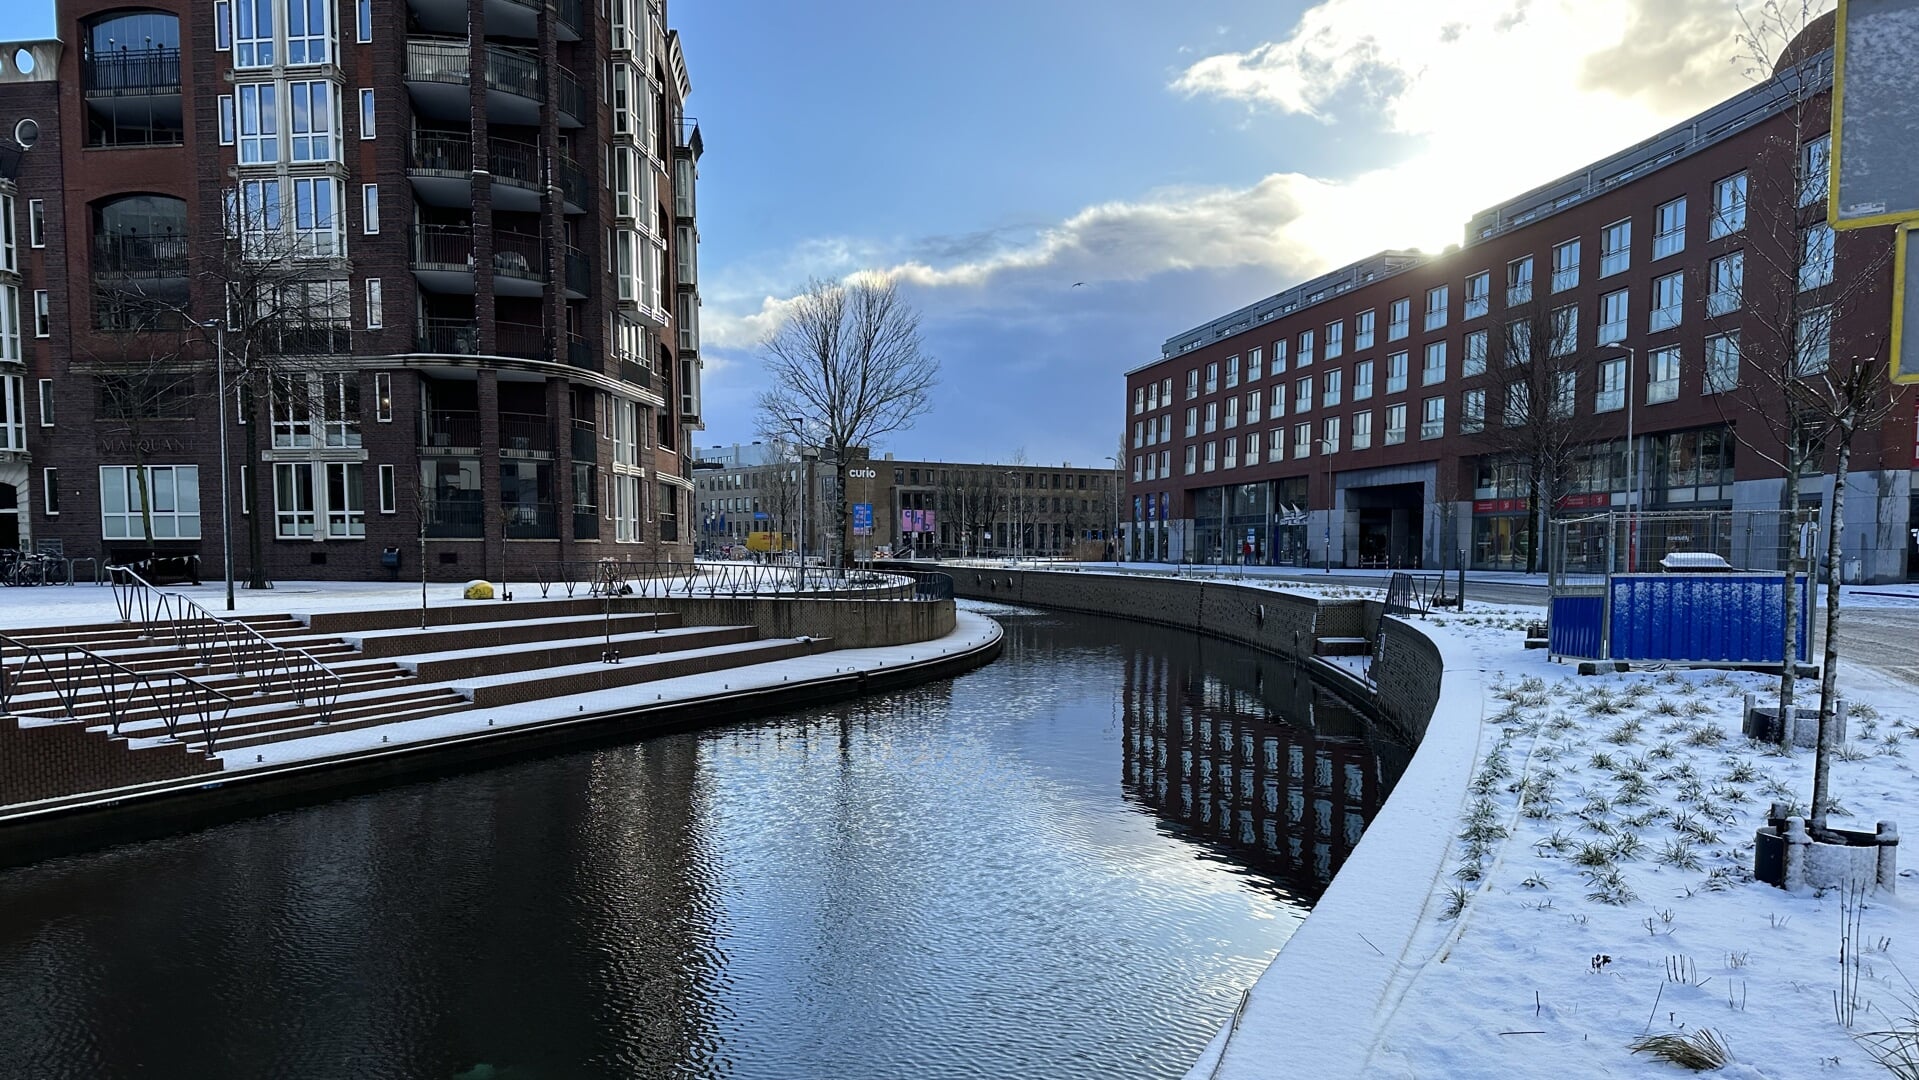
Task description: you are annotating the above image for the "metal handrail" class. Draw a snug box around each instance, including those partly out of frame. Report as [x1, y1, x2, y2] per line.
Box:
[0, 634, 237, 751]
[521, 558, 952, 601]
[107, 566, 342, 724]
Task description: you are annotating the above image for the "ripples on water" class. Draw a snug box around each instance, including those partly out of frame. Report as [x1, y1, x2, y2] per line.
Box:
[0, 606, 1407, 1080]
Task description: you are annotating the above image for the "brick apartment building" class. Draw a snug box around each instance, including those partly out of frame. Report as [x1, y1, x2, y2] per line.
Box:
[0, 0, 703, 581]
[694, 444, 1120, 560]
[1122, 16, 1917, 581]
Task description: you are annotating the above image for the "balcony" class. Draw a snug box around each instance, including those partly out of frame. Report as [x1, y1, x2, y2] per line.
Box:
[424, 496, 484, 538]
[410, 225, 545, 296]
[564, 245, 590, 298]
[566, 335, 596, 372]
[504, 500, 558, 539]
[84, 46, 181, 98]
[495, 320, 548, 362]
[415, 318, 549, 363]
[92, 235, 189, 280]
[559, 154, 588, 214]
[573, 507, 599, 540]
[500, 411, 555, 456]
[407, 0, 581, 42]
[408, 133, 549, 214]
[570, 424, 596, 459]
[490, 231, 545, 296]
[422, 410, 482, 451]
[405, 39, 584, 129]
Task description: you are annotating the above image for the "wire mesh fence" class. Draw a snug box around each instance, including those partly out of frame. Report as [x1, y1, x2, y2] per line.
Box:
[1548, 508, 1820, 590]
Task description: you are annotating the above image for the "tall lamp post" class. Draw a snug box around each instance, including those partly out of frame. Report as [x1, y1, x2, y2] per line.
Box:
[186, 317, 235, 611]
[1320, 436, 1337, 573]
[1601, 345, 1639, 572]
[1001, 469, 1022, 563]
[783, 417, 811, 589]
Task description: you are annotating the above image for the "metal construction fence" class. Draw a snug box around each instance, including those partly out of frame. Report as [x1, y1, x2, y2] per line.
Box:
[1548, 508, 1819, 588]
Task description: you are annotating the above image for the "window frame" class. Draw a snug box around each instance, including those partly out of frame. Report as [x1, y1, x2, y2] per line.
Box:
[1652, 196, 1687, 260]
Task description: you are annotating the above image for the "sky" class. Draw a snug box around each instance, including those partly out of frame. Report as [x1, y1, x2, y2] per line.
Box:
[0, 0, 1812, 468]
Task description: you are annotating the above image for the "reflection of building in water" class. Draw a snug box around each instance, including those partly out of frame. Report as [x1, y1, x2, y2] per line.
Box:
[1120, 645, 1399, 900]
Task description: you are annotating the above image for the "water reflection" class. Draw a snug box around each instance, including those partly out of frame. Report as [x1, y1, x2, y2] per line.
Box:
[0, 608, 1409, 1080]
[1122, 641, 1412, 904]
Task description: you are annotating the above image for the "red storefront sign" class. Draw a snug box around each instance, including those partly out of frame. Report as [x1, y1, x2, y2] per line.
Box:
[1473, 498, 1531, 514]
[1555, 492, 1612, 510]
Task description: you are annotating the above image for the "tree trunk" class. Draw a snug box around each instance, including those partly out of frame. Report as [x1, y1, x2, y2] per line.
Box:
[245, 395, 267, 588]
[832, 451, 851, 569]
[1526, 474, 1543, 573]
[1778, 444, 1804, 727]
[1810, 434, 1853, 837]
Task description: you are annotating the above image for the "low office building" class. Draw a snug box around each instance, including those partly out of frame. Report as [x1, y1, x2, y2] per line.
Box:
[1123, 16, 1914, 580]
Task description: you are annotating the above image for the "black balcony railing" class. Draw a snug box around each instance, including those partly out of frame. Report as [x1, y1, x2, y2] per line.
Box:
[500, 412, 554, 455]
[491, 231, 544, 282]
[408, 40, 584, 125]
[84, 47, 182, 97]
[425, 496, 485, 538]
[675, 115, 700, 150]
[556, 68, 585, 123]
[412, 224, 474, 270]
[495, 320, 547, 361]
[489, 137, 540, 191]
[559, 154, 587, 209]
[267, 320, 352, 356]
[573, 508, 599, 540]
[417, 317, 479, 355]
[410, 130, 471, 174]
[504, 501, 558, 539]
[485, 45, 540, 100]
[565, 246, 590, 294]
[556, 0, 584, 37]
[92, 235, 189, 277]
[570, 425, 596, 459]
[566, 335, 595, 371]
[422, 409, 482, 450]
[406, 39, 471, 85]
[618, 357, 655, 391]
[658, 513, 679, 543]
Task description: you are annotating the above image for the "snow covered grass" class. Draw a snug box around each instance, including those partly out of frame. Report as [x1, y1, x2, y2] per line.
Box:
[1369, 608, 1919, 1078]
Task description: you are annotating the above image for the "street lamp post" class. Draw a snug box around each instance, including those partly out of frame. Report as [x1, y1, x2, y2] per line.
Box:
[1602, 345, 1640, 572]
[187, 317, 236, 611]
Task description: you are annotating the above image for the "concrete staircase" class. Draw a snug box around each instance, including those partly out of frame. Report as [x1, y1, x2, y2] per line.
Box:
[1, 602, 829, 803]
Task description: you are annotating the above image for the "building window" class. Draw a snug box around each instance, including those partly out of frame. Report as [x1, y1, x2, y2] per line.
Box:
[1801, 134, 1830, 208]
[1272, 338, 1289, 374]
[374, 371, 392, 421]
[1707, 252, 1743, 317]
[100, 465, 201, 540]
[1652, 197, 1687, 260]
[26, 199, 42, 248]
[325, 462, 365, 536]
[1506, 319, 1532, 363]
[1463, 330, 1488, 377]
[1354, 360, 1374, 400]
[357, 0, 372, 42]
[1550, 304, 1578, 357]
[1386, 351, 1408, 394]
[1506, 257, 1533, 305]
[1353, 310, 1374, 350]
[1298, 329, 1315, 367]
[1323, 415, 1341, 453]
[1245, 430, 1260, 464]
[1294, 376, 1312, 413]
[1323, 368, 1342, 407]
[1551, 239, 1580, 292]
[1504, 384, 1531, 427]
[1554, 371, 1577, 419]
[1600, 218, 1631, 277]
[1293, 423, 1311, 459]
[286, 79, 336, 162]
[1597, 356, 1626, 413]
[273, 462, 317, 537]
[1796, 305, 1831, 374]
[33, 290, 49, 338]
[1461, 388, 1485, 433]
[1384, 404, 1407, 445]
[290, 177, 345, 256]
[1204, 441, 1217, 471]
[42, 467, 58, 515]
[1267, 427, 1284, 462]
[1247, 346, 1263, 381]
[0, 375, 22, 451]
[361, 184, 379, 234]
[1705, 332, 1740, 394]
[286, 0, 332, 64]
[215, 0, 232, 49]
[37, 378, 52, 426]
[365, 277, 383, 328]
[1351, 410, 1373, 449]
[1425, 285, 1449, 331]
[1184, 406, 1197, 437]
[1420, 396, 1445, 440]
[1799, 223, 1835, 291]
[1388, 298, 1410, 341]
[1650, 272, 1683, 332]
[1225, 354, 1240, 389]
[378, 463, 396, 513]
[1183, 445, 1196, 475]
[1204, 401, 1218, 433]
[1325, 321, 1344, 360]
[234, 0, 276, 67]
[0, 285, 18, 361]
[1711, 172, 1747, 238]
[1205, 362, 1218, 394]
[1224, 436, 1238, 470]
[1597, 288, 1628, 344]
[359, 87, 375, 139]
[1224, 396, 1239, 429]
[237, 82, 279, 163]
[1269, 386, 1285, 419]
[1647, 345, 1681, 403]
[1464, 272, 1489, 319]
[1185, 369, 1198, 400]
[1422, 341, 1446, 386]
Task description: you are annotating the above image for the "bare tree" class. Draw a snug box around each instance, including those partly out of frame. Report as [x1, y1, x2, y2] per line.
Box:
[935, 466, 996, 557]
[1713, 2, 1900, 832]
[758, 276, 938, 566]
[748, 433, 803, 552]
[1472, 296, 1609, 573]
[76, 321, 201, 565]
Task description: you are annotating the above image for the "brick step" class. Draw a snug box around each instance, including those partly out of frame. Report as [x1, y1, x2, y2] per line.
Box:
[0, 640, 360, 688]
[186, 688, 475, 754]
[342, 612, 685, 659]
[0, 665, 413, 727]
[401, 624, 762, 682]
[459, 637, 828, 709]
[0, 714, 222, 805]
[2, 615, 309, 653]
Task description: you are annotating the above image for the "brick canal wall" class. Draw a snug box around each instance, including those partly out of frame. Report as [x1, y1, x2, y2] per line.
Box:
[1, 716, 222, 805]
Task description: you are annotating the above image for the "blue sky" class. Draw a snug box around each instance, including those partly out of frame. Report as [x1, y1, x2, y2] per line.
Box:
[2, 0, 1788, 467]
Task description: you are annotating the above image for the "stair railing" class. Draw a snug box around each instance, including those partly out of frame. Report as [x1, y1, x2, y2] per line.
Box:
[107, 567, 343, 725]
[0, 635, 239, 752]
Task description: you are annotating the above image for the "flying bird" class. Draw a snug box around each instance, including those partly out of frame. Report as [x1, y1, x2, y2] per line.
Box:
[1072, 282, 1086, 288]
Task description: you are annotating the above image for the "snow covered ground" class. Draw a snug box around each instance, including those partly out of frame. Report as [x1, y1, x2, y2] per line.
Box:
[1212, 604, 1919, 1079]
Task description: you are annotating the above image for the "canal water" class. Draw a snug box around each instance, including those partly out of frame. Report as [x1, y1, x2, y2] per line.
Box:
[0, 604, 1409, 1080]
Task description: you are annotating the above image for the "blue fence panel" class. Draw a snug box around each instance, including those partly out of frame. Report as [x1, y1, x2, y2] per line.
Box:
[1608, 574, 1810, 663]
[1548, 595, 1604, 658]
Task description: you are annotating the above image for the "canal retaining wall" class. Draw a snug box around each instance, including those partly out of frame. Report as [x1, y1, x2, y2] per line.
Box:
[923, 565, 1479, 1080]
